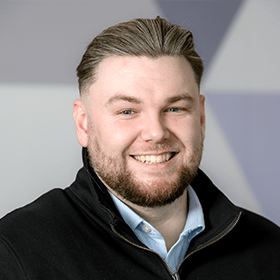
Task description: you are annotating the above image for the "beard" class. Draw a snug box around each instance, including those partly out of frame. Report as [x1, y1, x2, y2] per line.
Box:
[87, 128, 203, 208]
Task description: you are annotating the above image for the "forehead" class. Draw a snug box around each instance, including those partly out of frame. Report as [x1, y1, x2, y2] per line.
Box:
[88, 55, 199, 104]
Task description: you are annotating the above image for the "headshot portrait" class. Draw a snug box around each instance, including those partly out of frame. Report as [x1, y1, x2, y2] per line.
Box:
[1, 1, 280, 279]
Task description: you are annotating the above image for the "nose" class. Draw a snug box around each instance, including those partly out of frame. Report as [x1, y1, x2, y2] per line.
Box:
[140, 113, 169, 143]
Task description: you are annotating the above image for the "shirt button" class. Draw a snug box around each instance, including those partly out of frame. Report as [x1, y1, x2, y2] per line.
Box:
[142, 225, 151, 233]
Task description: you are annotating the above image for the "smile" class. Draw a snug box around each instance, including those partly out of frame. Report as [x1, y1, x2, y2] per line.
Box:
[131, 152, 177, 164]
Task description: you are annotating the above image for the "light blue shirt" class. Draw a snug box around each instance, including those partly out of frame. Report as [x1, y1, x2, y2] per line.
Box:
[109, 186, 205, 273]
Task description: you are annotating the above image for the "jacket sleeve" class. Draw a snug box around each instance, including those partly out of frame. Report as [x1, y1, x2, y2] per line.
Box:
[0, 237, 26, 280]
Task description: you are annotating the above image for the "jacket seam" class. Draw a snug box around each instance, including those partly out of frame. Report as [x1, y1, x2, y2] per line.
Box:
[67, 183, 115, 224]
[84, 167, 116, 220]
[0, 235, 28, 280]
[183, 211, 242, 262]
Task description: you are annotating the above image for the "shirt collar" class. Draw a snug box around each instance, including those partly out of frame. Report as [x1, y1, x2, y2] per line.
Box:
[181, 185, 205, 237]
[109, 192, 143, 231]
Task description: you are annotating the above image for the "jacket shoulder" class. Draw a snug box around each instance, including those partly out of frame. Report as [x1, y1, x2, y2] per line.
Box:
[0, 188, 70, 237]
[239, 208, 280, 240]
[0, 188, 72, 279]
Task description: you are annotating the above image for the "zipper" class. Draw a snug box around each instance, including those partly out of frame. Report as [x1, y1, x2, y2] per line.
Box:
[172, 273, 180, 280]
[177, 211, 242, 272]
[112, 211, 241, 279]
[112, 226, 177, 279]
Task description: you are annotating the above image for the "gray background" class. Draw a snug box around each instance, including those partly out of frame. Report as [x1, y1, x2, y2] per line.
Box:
[1, 0, 279, 226]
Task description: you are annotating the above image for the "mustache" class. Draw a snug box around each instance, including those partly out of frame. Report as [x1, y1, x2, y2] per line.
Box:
[128, 140, 183, 153]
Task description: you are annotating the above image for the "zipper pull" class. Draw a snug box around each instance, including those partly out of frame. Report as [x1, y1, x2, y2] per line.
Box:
[172, 273, 180, 280]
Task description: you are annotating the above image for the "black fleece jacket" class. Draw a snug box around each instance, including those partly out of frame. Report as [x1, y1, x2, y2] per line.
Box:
[0, 149, 280, 279]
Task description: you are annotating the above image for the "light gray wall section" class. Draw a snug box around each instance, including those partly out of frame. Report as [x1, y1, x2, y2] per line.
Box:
[0, 85, 82, 216]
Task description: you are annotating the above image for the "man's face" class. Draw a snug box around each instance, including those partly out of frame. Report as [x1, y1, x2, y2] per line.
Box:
[74, 55, 205, 207]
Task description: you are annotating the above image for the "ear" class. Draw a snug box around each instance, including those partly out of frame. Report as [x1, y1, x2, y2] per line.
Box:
[200, 94, 206, 140]
[73, 99, 88, 147]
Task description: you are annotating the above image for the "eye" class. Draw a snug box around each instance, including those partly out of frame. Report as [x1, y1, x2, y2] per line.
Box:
[120, 109, 134, 115]
[167, 107, 181, 112]
[165, 106, 190, 116]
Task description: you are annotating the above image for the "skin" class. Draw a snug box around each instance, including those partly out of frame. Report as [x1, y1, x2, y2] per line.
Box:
[73, 55, 205, 250]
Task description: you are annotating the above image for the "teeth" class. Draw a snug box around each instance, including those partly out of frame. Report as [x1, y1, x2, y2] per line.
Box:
[133, 153, 175, 164]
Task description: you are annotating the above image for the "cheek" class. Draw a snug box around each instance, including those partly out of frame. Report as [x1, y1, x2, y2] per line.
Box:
[172, 118, 203, 146]
[92, 120, 139, 154]
[189, 122, 204, 145]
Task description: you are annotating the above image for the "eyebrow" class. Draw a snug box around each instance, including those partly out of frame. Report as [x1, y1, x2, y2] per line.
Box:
[166, 93, 195, 105]
[105, 94, 142, 106]
[105, 92, 195, 106]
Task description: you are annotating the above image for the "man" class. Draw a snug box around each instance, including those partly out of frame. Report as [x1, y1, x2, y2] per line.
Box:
[0, 16, 279, 280]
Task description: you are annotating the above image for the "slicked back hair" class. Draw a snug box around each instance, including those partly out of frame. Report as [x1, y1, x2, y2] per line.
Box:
[77, 16, 204, 94]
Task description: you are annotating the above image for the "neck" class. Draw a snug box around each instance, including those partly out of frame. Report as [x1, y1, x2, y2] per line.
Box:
[113, 189, 188, 251]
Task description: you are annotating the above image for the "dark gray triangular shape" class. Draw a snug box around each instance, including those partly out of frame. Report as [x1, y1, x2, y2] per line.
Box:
[157, 0, 243, 75]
